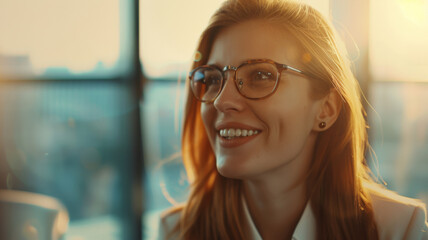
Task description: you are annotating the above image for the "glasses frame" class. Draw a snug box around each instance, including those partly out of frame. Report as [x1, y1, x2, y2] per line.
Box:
[189, 58, 319, 103]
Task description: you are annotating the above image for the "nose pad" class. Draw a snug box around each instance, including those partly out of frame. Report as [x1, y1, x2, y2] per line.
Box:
[213, 71, 244, 112]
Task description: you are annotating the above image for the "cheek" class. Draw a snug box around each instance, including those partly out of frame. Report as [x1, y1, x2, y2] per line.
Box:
[268, 82, 319, 134]
[263, 98, 317, 148]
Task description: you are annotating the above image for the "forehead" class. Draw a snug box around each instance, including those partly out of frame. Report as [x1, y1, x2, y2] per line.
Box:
[208, 19, 303, 67]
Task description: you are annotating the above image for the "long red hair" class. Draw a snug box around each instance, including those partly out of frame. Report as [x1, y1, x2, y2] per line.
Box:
[166, 0, 379, 239]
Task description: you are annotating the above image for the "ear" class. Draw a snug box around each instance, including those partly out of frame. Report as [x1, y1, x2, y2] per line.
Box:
[313, 89, 342, 131]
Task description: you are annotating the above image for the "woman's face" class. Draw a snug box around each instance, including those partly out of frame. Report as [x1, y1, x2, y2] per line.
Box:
[201, 19, 324, 181]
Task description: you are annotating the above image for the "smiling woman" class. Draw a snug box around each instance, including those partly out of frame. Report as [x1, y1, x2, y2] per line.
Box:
[200, 20, 330, 183]
[158, 0, 428, 239]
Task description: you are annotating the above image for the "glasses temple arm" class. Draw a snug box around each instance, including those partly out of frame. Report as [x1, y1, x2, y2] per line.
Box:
[283, 64, 321, 81]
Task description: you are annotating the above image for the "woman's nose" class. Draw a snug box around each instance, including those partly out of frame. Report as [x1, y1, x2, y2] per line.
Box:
[213, 72, 245, 112]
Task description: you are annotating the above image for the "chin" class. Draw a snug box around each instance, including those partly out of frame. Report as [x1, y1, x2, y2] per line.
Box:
[217, 167, 240, 179]
[216, 158, 252, 180]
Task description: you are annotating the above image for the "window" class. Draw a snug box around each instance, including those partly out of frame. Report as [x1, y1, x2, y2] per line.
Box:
[368, 0, 428, 206]
[370, 0, 428, 82]
[0, 0, 132, 79]
[0, 1, 141, 239]
[139, 0, 226, 79]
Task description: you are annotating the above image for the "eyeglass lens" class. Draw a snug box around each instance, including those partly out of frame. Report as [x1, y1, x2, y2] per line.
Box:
[191, 62, 279, 102]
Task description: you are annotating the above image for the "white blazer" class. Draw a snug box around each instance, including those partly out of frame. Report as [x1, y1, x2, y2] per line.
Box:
[158, 188, 428, 240]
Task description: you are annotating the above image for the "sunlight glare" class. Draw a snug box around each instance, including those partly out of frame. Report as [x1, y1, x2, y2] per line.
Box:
[139, 0, 330, 79]
[398, 0, 428, 24]
[370, 0, 428, 82]
[0, 0, 120, 76]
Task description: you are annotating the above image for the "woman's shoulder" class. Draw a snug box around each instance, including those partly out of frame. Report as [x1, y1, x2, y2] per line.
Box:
[157, 205, 184, 240]
[367, 185, 428, 239]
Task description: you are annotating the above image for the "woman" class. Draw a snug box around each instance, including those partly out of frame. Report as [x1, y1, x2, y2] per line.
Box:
[159, 0, 428, 239]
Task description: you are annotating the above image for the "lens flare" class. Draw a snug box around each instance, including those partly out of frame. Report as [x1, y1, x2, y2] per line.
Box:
[194, 51, 202, 62]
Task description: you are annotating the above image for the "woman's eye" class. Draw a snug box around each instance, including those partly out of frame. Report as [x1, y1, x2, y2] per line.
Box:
[254, 71, 274, 81]
[205, 75, 221, 85]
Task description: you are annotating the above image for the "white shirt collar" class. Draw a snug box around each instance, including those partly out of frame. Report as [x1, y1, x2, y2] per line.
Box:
[243, 198, 316, 240]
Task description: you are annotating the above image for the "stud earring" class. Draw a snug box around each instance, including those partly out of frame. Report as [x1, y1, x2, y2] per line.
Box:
[319, 122, 326, 129]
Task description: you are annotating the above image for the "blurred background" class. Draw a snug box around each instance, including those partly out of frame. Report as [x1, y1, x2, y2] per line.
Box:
[0, 0, 427, 239]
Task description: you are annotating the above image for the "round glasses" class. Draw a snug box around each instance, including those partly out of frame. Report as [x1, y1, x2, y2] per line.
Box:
[189, 59, 317, 102]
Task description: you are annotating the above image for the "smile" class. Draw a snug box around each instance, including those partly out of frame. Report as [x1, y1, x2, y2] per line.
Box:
[219, 128, 260, 139]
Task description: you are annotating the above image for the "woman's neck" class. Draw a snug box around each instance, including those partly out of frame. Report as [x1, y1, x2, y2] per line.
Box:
[243, 176, 308, 240]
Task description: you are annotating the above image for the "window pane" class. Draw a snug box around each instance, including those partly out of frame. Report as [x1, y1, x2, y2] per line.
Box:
[368, 0, 428, 208]
[370, 0, 428, 82]
[369, 82, 428, 206]
[141, 82, 188, 239]
[139, 0, 225, 78]
[0, 0, 124, 78]
[0, 83, 139, 239]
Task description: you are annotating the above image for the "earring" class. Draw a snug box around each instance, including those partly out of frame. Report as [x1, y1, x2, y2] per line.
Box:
[319, 122, 326, 129]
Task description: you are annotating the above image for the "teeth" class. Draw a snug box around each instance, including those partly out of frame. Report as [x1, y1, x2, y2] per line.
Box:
[235, 129, 241, 137]
[219, 128, 260, 138]
[228, 129, 235, 137]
